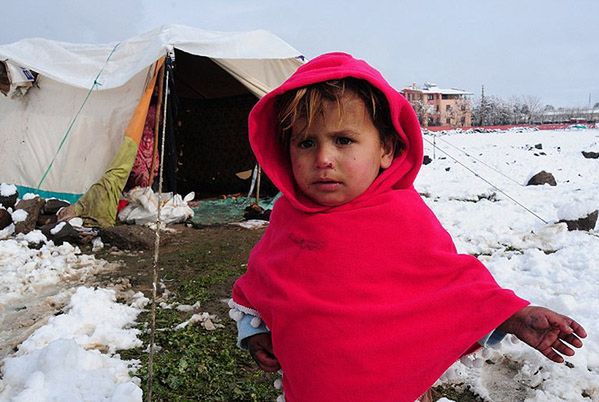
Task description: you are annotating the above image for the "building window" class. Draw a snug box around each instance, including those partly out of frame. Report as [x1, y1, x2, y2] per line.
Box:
[436, 105, 440, 112]
[427, 94, 434, 100]
[446, 118, 451, 124]
[446, 105, 451, 111]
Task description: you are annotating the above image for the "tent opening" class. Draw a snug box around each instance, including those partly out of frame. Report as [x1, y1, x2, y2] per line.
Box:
[167, 50, 278, 198]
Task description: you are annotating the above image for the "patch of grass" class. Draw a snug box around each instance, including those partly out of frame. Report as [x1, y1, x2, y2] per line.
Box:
[123, 282, 278, 402]
[128, 314, 277, 402]
[119, 226, 277, 401]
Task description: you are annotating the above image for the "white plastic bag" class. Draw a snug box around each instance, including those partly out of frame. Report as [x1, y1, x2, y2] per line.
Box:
[118, 187, 194, 225]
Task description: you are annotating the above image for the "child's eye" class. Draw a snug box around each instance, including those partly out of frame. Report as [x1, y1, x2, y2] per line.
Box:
[336, 137, 353, 145]
[297, 139, 315, 149]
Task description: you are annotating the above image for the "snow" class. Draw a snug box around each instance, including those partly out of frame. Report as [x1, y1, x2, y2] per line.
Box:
[0, 287, 145, 402]
[50, 222, 66, 235]
[10, 209, 27, 223]
[0, 183, 16, 197]
[417, 128, 599, 400]
[0, 127, 597, 401]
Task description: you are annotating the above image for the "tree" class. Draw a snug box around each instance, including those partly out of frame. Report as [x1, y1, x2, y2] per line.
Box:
[520, 95, 543, 124]
[410, 100, 434, 127]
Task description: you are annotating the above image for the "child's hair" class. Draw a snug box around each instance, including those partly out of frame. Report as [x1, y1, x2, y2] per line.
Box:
[276, 77, 404, 156]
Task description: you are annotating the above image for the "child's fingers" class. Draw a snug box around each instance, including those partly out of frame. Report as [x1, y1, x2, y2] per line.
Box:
[568, 319, 587, 338]
[560, 332, 584, 348]
[551, 339, 575, 357]
[540, 345, 565, 363]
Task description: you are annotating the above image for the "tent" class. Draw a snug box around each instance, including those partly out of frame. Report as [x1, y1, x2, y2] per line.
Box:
[0, 25, 303, 220]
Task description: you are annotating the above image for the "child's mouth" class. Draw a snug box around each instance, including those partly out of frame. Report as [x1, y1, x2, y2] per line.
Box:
[313, 179, 341, 191]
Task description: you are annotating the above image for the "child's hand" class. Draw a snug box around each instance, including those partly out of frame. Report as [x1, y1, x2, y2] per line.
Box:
[246, 332, 281, 372]
[498, 306, 587, 363]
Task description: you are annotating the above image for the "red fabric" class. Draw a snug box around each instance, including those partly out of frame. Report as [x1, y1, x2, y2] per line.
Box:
[232, 53, 528, 402]
[127, 104, 159, 189]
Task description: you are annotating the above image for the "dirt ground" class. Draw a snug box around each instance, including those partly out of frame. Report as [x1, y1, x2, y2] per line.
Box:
[93, 223, 264, 304]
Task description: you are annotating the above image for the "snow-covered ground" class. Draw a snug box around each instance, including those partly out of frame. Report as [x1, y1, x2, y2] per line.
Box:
[416, 128, 599, 401]
[0, 227, 147, 400]
[0, 127, 597, 401]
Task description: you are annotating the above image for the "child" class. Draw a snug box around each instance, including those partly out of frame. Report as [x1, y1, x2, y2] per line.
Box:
[229, 53, 586, 402]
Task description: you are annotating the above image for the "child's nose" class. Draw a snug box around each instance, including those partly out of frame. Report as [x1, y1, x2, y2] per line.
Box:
[315, 145, 335, 168]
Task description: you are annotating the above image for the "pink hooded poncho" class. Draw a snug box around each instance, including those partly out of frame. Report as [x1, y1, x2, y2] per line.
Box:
[232, 52, 528, 401]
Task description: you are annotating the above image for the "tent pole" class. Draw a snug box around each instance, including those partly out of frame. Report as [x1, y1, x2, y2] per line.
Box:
[150, 63, 165, 186]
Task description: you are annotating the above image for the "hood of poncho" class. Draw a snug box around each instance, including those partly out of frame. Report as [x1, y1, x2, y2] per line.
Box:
[249, 51, 423, 213]
[233, 52, 528, 402]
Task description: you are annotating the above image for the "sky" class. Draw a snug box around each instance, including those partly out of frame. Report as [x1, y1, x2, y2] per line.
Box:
[1, 0, 598, 108]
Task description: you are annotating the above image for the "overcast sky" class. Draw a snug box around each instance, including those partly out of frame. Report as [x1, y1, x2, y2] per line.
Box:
[2, 0, 597, 107]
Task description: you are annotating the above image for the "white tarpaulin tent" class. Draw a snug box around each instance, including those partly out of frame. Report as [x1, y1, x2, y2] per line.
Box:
[0, 24, 303, 203]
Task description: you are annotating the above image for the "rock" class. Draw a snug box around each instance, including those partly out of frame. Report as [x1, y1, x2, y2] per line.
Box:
[42, 199, 70, 215]
[582, 151, 599, 159]
[527, 171, 557, 186]
[559, 210, 598, 231]
[99, 225, 156, 250]
[0, 209, 12, 229]
[0, 193, 18, 209]
[423, 155, 432, 165]
[40, 222, 81, 246]
[14, 197, 45, 234]
[243, 203, 271, 221]
[37, 214, 58, 227]
[534, 143, 543, 149]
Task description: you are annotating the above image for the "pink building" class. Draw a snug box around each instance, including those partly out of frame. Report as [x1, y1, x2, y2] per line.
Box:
[401, 83, 473, 128]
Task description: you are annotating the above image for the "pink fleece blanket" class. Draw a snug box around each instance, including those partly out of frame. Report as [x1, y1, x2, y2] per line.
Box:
[232, 52, 528, 401]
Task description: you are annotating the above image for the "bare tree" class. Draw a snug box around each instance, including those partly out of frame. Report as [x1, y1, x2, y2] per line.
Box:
[520, 95, 543, 123]
[410, 100, 434, 127]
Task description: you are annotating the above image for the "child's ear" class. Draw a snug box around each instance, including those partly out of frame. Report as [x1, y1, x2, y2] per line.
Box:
[380, 140, 395, 169]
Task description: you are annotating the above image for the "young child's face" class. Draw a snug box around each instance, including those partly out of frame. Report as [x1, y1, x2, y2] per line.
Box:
[289, 92, 394, 207]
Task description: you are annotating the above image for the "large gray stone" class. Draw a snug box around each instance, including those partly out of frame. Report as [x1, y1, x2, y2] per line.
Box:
[0, 209, 12, 229]
[559, 210, 598, 231]
[14, 197, 45, 234]
[526, 171, 557, 186]
[0, 192, 18, 209]
[99, 225, 156, 250]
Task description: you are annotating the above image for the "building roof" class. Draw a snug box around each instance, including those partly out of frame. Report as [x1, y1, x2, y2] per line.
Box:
[403, 82, 472, 96]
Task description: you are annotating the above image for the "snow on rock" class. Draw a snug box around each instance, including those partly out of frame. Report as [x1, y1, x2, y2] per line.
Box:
[0, 184, 17, 197]
[0, 224, 15, 240]
[0, 287, 145, 402]
[19, 230, 47, 245]
[50, 222, 66, 235]
[22, 193, 38, 201]
[10, 209, 27, 223]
